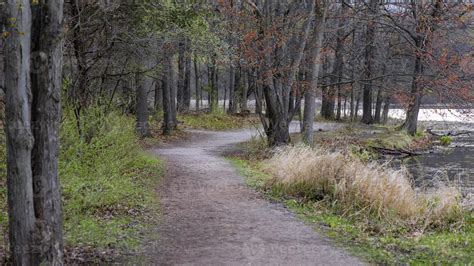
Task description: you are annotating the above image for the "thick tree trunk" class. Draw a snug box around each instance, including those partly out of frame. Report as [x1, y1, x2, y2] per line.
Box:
[30, 0, 65, 263]
[3, 0, 37, 264]
[404, 53, 423, 135]
[162, 55, 174, 135]
[361, 0, 379, 124]
[135, 72, 151, 138]
[302, 3, 326, 145]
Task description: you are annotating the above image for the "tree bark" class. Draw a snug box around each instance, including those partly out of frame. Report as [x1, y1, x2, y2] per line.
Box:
[381, 96, 390, 124]
[177, 40, 185, 112]
[193, 55, 200, 110]
[30, 0, 65, 263]
[184, 45, 191, 111]
[154, 78, 163, 112]
[374, 86, 383, 123]
[241, 72, 249, 111]
[170, 58, 178, 127]
[231, 66, 240, 113]
[302, 2, 326, 145]
[403, 52, 423, 135]
[355, 88, 361, 119]
[135, 72, 151, 138]
[3, 0, 37, 264]
[162, 54, 174, 135]
[361, 0, 379, 124]
[228, 64, 235, 113]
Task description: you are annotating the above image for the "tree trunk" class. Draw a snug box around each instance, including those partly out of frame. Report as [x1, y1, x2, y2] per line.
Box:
[69, 0, 88, 136]
[381, 96, 390, 124]
[177, 40, 185, 112]
[260, 0, 316, 147]
[374, 86, 383, 123]
[30, 0, 65, 263]
[336, 87, 342, 120]
[227, 64, 235, 113]
[154, 78, 163, 112]
[350, 85, 355, 121]
[241, 72, 248, 111]
[184, 46, 191, 111]
[135, 72, 151, 138]
[170, 57, 178, 127]
[162, 55, 174, 135]
[361, 0, 379, 124]
[403, 53, 423, 135]
[302, 3, 326, 145]
[3, 0, 37, 264]
[231, 67, 240, 113]
[193, 55, 200, 110]
[355, 88, 361, 119]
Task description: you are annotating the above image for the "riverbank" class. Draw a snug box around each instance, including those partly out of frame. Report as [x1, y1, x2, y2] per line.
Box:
[227, 121, 473, 264]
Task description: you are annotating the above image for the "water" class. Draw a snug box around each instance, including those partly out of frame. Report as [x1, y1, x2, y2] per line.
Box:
[397, 121, 474, 198]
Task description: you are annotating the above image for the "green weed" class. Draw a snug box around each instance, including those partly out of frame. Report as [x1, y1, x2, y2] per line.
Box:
[178, 111, 259, 130]
[0, 108, 163, 258]
[439, 136, 453, 146]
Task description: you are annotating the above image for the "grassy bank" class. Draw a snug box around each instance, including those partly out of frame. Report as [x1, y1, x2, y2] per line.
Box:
[178, 111, 259, 131]
[0, 109, 163, 263]
[229, 142, 473, 264]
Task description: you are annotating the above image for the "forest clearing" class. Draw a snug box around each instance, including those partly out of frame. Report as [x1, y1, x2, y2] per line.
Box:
[1, 0, 473, 265]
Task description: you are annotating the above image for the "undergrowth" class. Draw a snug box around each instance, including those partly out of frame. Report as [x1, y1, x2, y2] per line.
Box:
[0, 108, 163, 261]
[178, 111, 259, 130]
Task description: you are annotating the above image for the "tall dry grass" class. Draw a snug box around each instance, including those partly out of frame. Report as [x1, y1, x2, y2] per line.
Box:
[264, 145, 463, 228]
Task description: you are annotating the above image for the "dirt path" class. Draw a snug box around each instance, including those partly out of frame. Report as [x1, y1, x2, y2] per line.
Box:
[147, 123, 365, 265]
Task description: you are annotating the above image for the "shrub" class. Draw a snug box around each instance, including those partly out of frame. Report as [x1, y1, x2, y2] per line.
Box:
[264, 145, 462, 229]
[439, 136, 452, 146]
[0, 107, 162, 260]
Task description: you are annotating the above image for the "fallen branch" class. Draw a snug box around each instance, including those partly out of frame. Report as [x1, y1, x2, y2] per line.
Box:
[426, 129, 471, 137]
[369, 146, 421, 157]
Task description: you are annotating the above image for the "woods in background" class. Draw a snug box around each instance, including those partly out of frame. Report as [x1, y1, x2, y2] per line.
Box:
[0, 0, 473, 263]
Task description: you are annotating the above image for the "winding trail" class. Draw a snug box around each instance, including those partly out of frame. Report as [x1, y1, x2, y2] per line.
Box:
[148, 124, 364, 265]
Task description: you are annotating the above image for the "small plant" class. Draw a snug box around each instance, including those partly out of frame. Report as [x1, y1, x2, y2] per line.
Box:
[415, 130, 425, 138]
[439, 136, 452, 146]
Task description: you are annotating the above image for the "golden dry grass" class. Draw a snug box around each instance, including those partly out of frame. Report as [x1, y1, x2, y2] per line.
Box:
[264, 145, 462, 228]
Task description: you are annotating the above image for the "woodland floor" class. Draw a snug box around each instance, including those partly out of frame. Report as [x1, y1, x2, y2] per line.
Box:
[137, 123, 365, 265]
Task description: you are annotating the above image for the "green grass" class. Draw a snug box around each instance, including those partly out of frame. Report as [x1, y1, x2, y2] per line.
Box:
[229, 157, 474, 264]
[439, 136, 453, 146]
[178, 111, 259, 130]
[0, 109, 163, 258]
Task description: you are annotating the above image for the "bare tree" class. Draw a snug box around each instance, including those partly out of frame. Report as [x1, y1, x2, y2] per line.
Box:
[303, 1, 327, 144]
[3, 0, 36, 263]
[30, 0, 65, 263]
